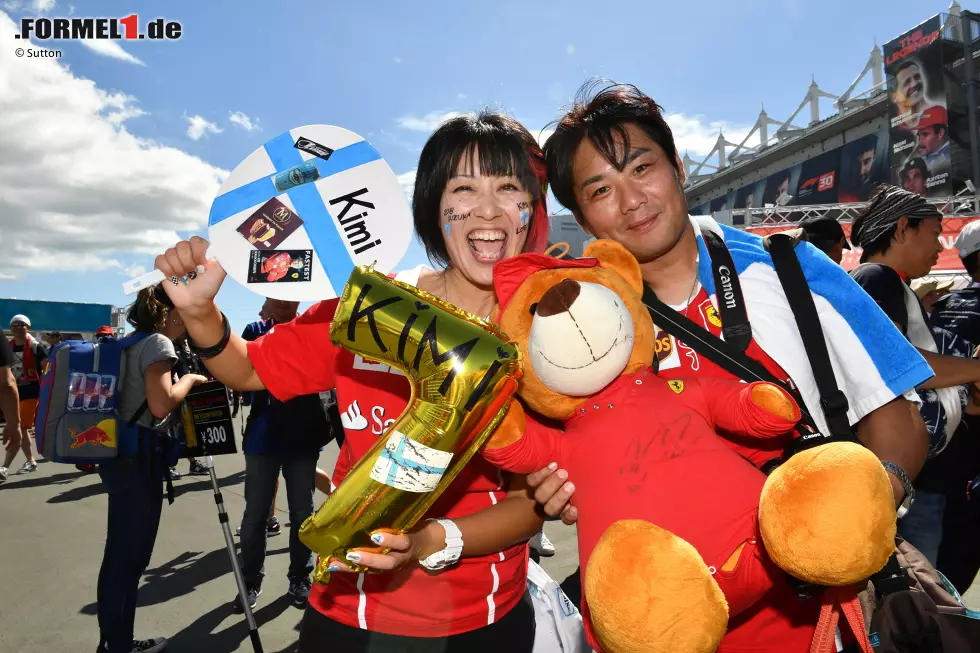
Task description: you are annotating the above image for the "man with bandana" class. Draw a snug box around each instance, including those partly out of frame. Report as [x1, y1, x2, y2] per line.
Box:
[850, 185, 980, 565]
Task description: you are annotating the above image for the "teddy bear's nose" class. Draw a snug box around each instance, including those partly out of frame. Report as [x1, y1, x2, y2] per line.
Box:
[536, 278, 581, 317]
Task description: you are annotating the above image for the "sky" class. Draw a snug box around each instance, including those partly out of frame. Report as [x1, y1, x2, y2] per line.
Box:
[0, 0, 955, 332]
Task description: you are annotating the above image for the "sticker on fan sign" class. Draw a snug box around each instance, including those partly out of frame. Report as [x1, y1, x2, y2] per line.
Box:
[370, 431, 454, 493]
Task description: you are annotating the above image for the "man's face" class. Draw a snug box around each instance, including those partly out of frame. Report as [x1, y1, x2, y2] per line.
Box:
[902, 169, 927, 196]
[571, 122, 689, 264]
[917, 126, 944, 157]
[10, 321, 28, 340]
[901, 216, 943, 279]
[897, 65, 924, 108]
[859, 150, 875, 184]
[826, 239, 845, 265]
[266, 299, 300, 324]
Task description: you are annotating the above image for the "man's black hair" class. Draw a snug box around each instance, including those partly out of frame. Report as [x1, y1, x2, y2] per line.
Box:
[543, 80, 679, 220]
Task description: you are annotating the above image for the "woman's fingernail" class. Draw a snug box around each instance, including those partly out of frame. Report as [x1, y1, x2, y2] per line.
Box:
[170, 275, 179, 286]
[327, 565, 339, 573]
[557, 469, 568, 480]
[547, 462, 558, 470]
[346, 552, 361, 563]
[564, 482, 575, 493]
[187, 270, 197, 280]
[370, 534, 384, 545]
[196, 264, 206, 274]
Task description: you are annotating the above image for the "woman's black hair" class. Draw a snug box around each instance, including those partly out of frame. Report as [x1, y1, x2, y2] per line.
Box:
[412, 110, 547, 267]
[126, 285, 171, 333]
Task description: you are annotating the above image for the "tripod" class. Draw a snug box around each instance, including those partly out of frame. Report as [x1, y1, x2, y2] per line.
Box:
[199, 438, 265, 653]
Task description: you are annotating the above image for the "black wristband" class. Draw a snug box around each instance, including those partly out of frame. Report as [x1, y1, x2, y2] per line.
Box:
[189, 312, 231, 360]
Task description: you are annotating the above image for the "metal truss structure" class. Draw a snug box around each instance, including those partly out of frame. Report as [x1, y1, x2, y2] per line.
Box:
[682, 2, 969, 190]
[730, 194, 980, 228]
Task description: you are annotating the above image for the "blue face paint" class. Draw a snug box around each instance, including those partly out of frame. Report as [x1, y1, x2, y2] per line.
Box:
[444, 223, 451, 237]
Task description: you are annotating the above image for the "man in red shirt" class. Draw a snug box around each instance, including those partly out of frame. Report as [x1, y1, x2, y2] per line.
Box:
[528, 83, 932, 651]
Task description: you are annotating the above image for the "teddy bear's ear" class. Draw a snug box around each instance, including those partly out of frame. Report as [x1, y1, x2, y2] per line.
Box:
[583, 240, 643, 294]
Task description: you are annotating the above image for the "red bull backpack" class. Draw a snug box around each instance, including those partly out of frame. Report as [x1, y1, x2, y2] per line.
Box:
[35, 332, 150, 463]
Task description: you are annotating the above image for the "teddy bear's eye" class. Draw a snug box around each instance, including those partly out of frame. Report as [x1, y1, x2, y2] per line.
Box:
[529, 302, 538, 316]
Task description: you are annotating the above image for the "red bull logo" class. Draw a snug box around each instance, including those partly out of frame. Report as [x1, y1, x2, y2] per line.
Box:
[69, 419, 116, 449]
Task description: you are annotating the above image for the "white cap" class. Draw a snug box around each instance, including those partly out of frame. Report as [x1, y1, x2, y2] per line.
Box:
[954, 220, 980, 258]
[9, 314, 30, 328]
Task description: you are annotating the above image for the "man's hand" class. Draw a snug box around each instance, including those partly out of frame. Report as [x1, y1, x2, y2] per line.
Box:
[527, 463, 578, 525]
[3, 420, 21, 452]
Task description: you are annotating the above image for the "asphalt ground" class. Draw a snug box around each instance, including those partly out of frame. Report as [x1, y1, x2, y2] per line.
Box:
[0, 412, 974, 652]
[0, 414, 580, 653]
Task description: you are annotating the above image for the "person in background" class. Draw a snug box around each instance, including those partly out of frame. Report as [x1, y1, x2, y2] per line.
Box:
[911, 278, 954, 316]
[155, 111, 552, 653]
[3, 314, 44, 476]
[0, 336, 22, 483]
[234, 297, 319, 612]
[96, 286, 207, 653]
[849, 185, 979, 566]
[45, 331, 64, 349]
[95, 325, 117, 343]
[931, 220, 980, 340]
[537, 82, 931, 651]
[926, 219, 980, 593]
[797, 215, 851, 265]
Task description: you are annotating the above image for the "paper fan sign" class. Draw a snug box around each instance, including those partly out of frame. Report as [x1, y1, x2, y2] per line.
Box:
[123, 125, 413, 300]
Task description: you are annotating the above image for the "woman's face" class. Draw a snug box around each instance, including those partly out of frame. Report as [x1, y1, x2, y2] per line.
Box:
[163, 308, 185, 340]
[438, 148, 533, 287]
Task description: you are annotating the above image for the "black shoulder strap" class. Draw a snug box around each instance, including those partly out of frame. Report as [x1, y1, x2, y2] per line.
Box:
[641, 284, 786, 388]
[702, 229, 753, 352]
[127, 401, 149, 428]
[766, 234, 853, 441]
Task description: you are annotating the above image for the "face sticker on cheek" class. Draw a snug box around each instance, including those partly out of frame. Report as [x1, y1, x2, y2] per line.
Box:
[444, 223, 451, 237]
[516, 200, 531, 235]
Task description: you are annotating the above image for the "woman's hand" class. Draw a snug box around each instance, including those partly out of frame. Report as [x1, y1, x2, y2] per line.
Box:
[526, 463, 578, 525]
[154, 237, 227, 321]
[326, 526, 442, 574]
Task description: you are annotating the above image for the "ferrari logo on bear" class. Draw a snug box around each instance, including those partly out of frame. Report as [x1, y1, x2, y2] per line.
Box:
[294, 136, 334, 161]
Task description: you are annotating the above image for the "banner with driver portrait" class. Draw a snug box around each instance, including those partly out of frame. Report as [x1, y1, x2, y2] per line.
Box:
[884, 14, 951, 199]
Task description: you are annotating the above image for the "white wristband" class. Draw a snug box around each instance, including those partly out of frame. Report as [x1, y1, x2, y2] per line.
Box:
[419, 519, 464, 571]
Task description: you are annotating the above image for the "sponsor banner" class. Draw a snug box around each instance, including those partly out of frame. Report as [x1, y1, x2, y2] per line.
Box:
[179, 380, 237, 458]
[884, 15, 951, 199]
[795, 150, 841, 206]
[746, 217, 979, 272]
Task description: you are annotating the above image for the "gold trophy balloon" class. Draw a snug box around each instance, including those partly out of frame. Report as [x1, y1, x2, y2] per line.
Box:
[299, 265, 522, 583]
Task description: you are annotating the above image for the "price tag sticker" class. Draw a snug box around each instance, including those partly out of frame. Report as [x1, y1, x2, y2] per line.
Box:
[178, 380, 237, 458]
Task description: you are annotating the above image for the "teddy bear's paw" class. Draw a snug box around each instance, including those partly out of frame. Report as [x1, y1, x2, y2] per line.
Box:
[759, 442, 896, 586]
[585, 520, 728, 653]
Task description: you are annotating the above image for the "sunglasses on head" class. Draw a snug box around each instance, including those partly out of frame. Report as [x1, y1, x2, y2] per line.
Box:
[11, 323, 27, 328]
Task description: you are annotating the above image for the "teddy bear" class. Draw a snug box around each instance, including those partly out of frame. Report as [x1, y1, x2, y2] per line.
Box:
[482, 239, 897, 653]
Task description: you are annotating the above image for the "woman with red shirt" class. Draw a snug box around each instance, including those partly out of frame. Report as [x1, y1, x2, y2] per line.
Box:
[155, 112, 553, 652]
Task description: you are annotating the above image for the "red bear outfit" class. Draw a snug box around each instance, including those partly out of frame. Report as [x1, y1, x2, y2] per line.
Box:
[483, 367, 800, 652]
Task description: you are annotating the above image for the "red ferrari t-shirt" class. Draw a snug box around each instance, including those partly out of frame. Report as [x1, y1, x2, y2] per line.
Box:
[246, 267, 529, 638]
[656, 286, 836, 653]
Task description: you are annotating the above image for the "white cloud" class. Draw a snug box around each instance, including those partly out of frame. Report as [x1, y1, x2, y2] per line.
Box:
[125, 264, 147, 278]
[566, 44, 576, 55]
[78, 39, 145, 66]
[2, 1, 23, 10]
[397, 170, 416, 203]
[457, 93, 467, 100]
[184, 113, 223, 140]
[33, 0, 54, 11]
[0, 13, 227, 279]
[664, 112, 755, 160]
[393, 56, 403, 64]
[396, 110, 463, 133]
[532, 127, 555, 149]
[228, 110, 259, 132]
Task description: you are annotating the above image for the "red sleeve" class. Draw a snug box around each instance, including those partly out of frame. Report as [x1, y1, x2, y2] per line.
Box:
[482, 414, 562, 474]
[246, 299, 340, 402]
[695, 379, 800, 440]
